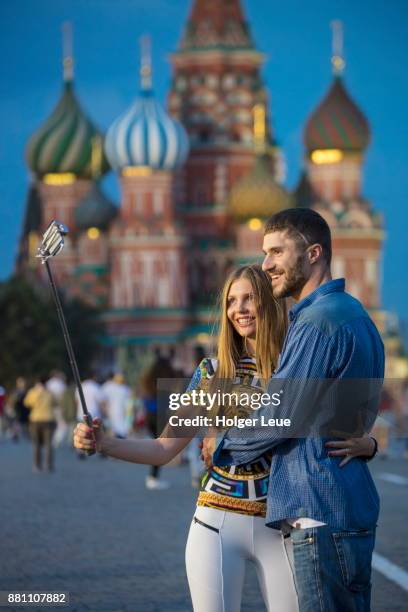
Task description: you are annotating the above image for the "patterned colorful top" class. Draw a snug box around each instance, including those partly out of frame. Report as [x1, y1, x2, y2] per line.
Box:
[187, 356, 272, 518]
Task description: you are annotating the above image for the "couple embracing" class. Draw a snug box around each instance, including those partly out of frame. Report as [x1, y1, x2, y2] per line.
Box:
[74, 208, 384, 612]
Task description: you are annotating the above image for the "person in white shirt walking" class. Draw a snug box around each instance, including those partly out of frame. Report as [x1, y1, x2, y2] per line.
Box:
[75, 371, 106, 459]
[46, 370, 67, 447]
[102, 373, 131, 439]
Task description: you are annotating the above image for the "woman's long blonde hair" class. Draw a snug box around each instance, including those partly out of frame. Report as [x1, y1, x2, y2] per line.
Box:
[215, 264, 287, 382]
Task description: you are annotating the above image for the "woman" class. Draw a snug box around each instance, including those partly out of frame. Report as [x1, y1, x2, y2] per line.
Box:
[74, 264, 376, 612]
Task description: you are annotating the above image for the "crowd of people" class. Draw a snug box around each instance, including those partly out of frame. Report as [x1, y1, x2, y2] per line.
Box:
[1, 361, 408, 480]
[0, 355, 206, 484]
[1, 362, 408, 480]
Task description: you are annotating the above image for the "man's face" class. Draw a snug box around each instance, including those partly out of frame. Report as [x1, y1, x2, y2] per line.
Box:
[261, 230, 310, 299]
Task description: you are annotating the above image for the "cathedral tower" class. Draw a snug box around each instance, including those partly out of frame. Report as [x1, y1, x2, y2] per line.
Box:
[229, 104, 291, 263]
[104, 39, 190, 342]
[169, 0, 280, 239]
[296, 22, 383, 309]
[168, 0, 285, 308]
[73, 136, 117, 307]
[24, 23, 109, 283]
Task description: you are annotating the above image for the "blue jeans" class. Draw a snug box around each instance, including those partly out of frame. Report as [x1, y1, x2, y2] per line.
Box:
[290, 525, 375, 612]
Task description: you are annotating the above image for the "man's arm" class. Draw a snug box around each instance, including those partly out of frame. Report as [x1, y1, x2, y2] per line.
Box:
[213, 322, 338, 466]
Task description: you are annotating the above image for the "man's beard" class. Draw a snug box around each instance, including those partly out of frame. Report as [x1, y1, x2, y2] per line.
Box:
[270, 254, 308, 299]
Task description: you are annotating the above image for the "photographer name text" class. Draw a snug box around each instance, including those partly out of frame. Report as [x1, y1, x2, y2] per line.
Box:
[168, 415, 291, 429]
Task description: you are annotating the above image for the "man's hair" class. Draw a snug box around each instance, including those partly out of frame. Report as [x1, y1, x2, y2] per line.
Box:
[264, 208, 332, 265]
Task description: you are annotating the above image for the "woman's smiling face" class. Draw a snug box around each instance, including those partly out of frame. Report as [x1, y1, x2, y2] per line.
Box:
[226, 277, 257, 341]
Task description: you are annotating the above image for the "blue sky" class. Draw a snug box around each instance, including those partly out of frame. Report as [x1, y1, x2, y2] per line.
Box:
[1, 0, 407, 329]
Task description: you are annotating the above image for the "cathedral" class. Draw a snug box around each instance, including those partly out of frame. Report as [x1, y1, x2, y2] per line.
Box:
[18, 0, 390, 369]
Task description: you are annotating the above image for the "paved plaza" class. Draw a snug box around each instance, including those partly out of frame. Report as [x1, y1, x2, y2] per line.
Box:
[1, 439, 407, 611]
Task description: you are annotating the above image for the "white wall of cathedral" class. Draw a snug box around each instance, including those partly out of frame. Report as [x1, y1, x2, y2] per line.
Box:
[236, 224, 264, 255]
[38, 180, 92, 231]
[307, 158, 362, 201]
[331, 251, 380, 308]
[331, 256, 345, 279]
[110, 248, 188, 308]
[123, 185, 164, 219]
[119, 174, 173, 223]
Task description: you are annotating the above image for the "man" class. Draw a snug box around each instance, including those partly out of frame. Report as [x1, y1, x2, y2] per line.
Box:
[213, 208, 384, 612]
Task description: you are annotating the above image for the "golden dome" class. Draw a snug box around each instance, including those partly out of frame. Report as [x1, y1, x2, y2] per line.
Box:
[229, 155, 291, 221]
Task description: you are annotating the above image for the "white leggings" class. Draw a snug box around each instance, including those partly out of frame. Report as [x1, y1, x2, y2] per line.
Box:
[185, 506, 299, 612]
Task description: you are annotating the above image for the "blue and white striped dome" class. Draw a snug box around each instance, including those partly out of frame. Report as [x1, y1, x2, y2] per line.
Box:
[105, 89, 189, 172]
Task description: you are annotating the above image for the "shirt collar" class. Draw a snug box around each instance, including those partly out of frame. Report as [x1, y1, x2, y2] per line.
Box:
[288, 278, 345, 322]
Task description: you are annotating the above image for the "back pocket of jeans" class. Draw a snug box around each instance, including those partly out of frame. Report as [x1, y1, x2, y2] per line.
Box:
[333, 530, 375, 592]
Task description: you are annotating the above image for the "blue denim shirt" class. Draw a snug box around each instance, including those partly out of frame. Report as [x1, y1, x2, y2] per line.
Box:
[213, 279, 385, 529]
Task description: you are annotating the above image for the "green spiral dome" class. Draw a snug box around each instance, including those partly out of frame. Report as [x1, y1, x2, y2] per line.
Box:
[26, 82, 109, 179]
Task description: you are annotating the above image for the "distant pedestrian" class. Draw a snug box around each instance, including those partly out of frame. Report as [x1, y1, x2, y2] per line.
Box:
[75, 371, 106, 459]
[24, 377, 57, 472]
[8, 377, 30, 440]
[75, 371, 106, 422]
[46, 370, 67, 447]
[61, 382, 77, 448]
[186, 346, 206, 488]
[140, 356, 176, 490]
[102, 373, 131, 438]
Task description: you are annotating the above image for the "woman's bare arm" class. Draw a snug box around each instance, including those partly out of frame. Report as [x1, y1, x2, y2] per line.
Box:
[100, 434, 192, 466]
[74, 409, 201, 466]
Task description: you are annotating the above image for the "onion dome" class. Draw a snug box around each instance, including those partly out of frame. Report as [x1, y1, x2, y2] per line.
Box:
[26, 82, 109, 179]
[304, 77, 370, 154]
[26, 23, 109, 179]
[75, 182, 117, 231]
[105, 38, 189, 173]
[229, 155, 292, 220]
[305, 23, 370, 154]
